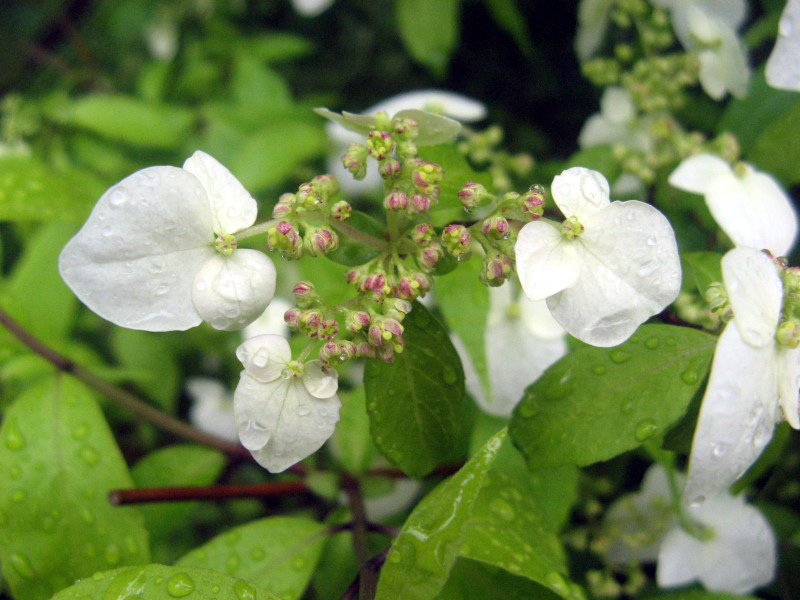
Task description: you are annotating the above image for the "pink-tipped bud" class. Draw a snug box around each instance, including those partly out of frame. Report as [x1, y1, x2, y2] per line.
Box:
[342, 143, 368, 180]
[379, 158, 402, 180]
[267, 221, 303, 259]
[272, 193, 295, 217]
[384, 189, 409, 211]
[299, 309, 323, 336]
[481, 215, 510, 239]
[347, 310, 372, 333]
[293, 281, 318, 308]
[480, 254, 513, 286]
[284, 308, 302, 329]
[412, 161, 443, 192]
[442, 224, 472, 258]
[367, 130, 395, 161]
[368, 324, 383, 347]
[458, 181, 489, 211]
[355, 342, 375, 358]
[521, 185, 545, 220]
[319, 319, 340, 340]
[409, 193, 432, 214]
[393, 117, 419, 139]
[411, 222, 433, 245]
[312, 174, 339, 198]
[418, 243, 443, 271]
[331, 200, 352, 221]
[304, 227, 339, 257]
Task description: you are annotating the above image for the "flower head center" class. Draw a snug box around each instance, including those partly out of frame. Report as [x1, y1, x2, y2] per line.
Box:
[214, 233, 238, 256]
[560, 216, 585, 240]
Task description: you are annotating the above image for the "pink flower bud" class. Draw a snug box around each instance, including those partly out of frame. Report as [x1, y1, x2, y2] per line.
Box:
[284, 308, 302, 329]
[409, 193, 432, 214]
[458, 181, 489, 210]
[384, 189, 409, 211]
[331, 200, 352, 221]
[481, 215, 510, 239]
[379, 158, 402, 179]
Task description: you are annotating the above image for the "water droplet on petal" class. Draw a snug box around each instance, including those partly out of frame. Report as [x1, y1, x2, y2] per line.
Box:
[646, 236, 657, 246]
[166, 573, 195, 597]
[297, 404, 311, 416]
[108, 189, 127, 207]
[780, 13, 794, 36]
[689, 494, 705, 508]
[101, 226, 113, 237]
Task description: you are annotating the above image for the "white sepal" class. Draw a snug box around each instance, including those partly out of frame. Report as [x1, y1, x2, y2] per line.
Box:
[515, 221, 581, 301]
[236, 334, 291, 383]
[302, 360, 339, 399]
[550, 167, 611, 220]
[668, 153, 732, 194]
[766, 0, 800, 91]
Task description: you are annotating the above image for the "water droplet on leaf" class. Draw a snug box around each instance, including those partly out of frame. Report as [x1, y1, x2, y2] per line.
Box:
[610, 350, 631, 364]
[4, 418, 26, 451]
[233, 580, 257, 600]
[645, 336, 660, 349]
[166, 573, 195, 597]
[634, 419, 658, 442]
[9, 553, 35, 578]
[489, 497, 516, 521]
[591, 365, 606, 375]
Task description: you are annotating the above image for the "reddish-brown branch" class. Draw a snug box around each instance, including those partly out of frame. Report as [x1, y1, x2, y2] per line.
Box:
[109, 480, 309, 505]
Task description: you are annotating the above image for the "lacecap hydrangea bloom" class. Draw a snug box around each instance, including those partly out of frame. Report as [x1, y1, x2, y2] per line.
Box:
[234, 334, 340, 473]
[603, 465, 776, 594]
[669, 153, 798, 256]
[59, 151, 276, 331]
[766, 0, 800, 91]
[514, 167, 681, 347]
[684, 247, 800, 504]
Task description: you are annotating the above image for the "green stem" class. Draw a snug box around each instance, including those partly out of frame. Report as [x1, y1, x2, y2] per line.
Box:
[0, 304, 251, 459]
[330, 219, 390, 251]
[236, 219, 280, 240]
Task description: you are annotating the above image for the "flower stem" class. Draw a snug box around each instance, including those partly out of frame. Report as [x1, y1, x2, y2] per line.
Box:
[109, 480, 309, 504]
[341, 473, 380, 600]
[0, 305, 251, 458]
[237, 219, 280, 240]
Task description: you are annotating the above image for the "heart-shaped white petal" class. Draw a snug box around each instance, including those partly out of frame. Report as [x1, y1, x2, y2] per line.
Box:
[767, 0, 800, 91]
[515, 221, 581, 301]
[233, 372, 341, 473]
[669, 153, 732, 195]
[302, 360, 339, 399]
[684, 324, 779, 506]
[722, 247, 783, 348]
[191, 249, 277, 331]
[546, 201, 681, 346]
[183, 150, 257, 235]
[59, 166, 216, 331]
[550, 167, 611, 219]
[235, 334, 291, 383]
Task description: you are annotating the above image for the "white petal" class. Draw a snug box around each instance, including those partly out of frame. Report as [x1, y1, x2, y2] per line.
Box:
[291, 0, 335, 17]
[183, 150, 257, 235]
[235, 334, 291, 382]
[668, 153, 732, 195]
[186, 377, 239, 442]
[191, 250, 276, 331]
[302, 360, 339, 399]
[550, 167, 611, 219]
[689, 494, 777, 594]
[243, 296, 293, 339]
[518, 295, 566, 340]
[368, 90, 487, 122]
[515, 221, 581, 302]
[601, 87, 635, 123]
[767, 0, 800, 91]
[451, 333, 489, 409]
[577, 114, 629, 148]
[778, 345, 800, 429]
[740, 168, 798, 256]
[484, 311, 567, 416]
[722, 247, 783, 348]
[684, 324, 779, 505]
[58, 166, 215, 331]
[690, 7, 750, 99]
[546, 201, 681, 347]
[575, 0, 615, 61]
[233, 373, 341, 473]
[657, 526, 704, 588]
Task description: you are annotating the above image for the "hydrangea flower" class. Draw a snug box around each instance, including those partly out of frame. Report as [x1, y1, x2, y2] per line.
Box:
[514, 167, 681, 347]
[669, 153, 798, 256]
[654, 0, 749, 99]
[578, 88, 652, 153]
[575, 0, 615, 62]
[457, 284, 567, 417]
[684, 247, 800, 504]
[325, 90, 486, 196]
[234, 334, 340, 472]
[604, 465, 776, 594]
[59, 151, 276, 332]
[186, 377, 239, 443]
[766, 0, 800, 91]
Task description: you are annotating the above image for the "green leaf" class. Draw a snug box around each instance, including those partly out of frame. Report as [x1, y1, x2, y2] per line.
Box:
[642, 590, 761, 600]
[0, 376, 149, 600]
[364, 302, 465, 477]
[395, 109, 462, 146]
[460, 471, 567, 593]
[682, 251, 723, 295]
[0, 156, 101, 222]
[510, 324, 716, 470]
[483, 0, 532, 56]
[375, 428, 507, 600]
[332, 386, 376, 474]
[49, 564, 281, 600]
[49, 94, 195, 149]
[131, 445, 225, 552]
[110, 328, 180, 412]
[313, 108, 377, 136]
[435, 259, 490, 399]
[395, 0, 461, 75]
[249, 33, 315, 63]
[326, 210, 384, 267]
[436, 559, 562, 599]
[176, 516, 327, 600]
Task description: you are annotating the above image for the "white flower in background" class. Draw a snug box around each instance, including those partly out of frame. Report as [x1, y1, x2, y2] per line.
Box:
[684, 247, 800, 504]
[186, 377, 238, 443]
[669, 153, 797, 255]
[59, 151, 276, 332]
[515, 167, 681, 347]
[654, 0, 749, 99]
[458, 284, 567, 417]
[578, 87, 652, 153]
[604, 465, 776, 594]
[243, 296, 293, 340]
[234, 335, 341, 472]
[327, 90, 487, 196]
[766, 0, 800, 91]
[658, 492, 776, 593]
[291, 0, 335, 17]
[575, 0, 615, 62]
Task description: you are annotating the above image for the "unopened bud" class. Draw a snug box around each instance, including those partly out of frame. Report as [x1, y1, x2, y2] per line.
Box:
[393, 117, 419, 139]
[299, 309, 323, 336]
[331, 200, 352, 221]
[480, 254, 513, 286]
[293, 281, 318, 308]
[384, 189, 409, 211]
[284, 308, 302, 329]
[442, 224, 472, 258]
[304, 227, 339, 257]
[267, 221, 303, 259]
[319, 319, 339, 340]
[410, 222, 433, 245]
[521, 185, 545, 220]
[342, 143, 368, 180]
[560, 216, 584, 239]
[272, 193, 295, 217]
[367, 130, 394, 161]
[458, 181, 489, 210]
[481, 215, 510, 239]
[214, 233, 238, 256]
[408, 193, 432, 214]
[347, 310, 371, 333]
[418, 243, 443, 271]
[412, 161, 444, 192]
[776, 320, 800, 348]
[312, 174, 339, 198]
[379, 158, 402, 180]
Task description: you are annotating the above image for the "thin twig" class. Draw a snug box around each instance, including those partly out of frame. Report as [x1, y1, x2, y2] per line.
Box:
[341, 547, 390, 600]
[109, 481, 309, 505]
[330, 219, 390, 251]
[0, 304, 250, 458]
[341, 473, 380, 600]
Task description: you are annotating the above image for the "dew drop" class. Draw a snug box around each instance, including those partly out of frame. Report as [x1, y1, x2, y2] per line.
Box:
[297, 404, 311, 416]
[108, 189, 127, 207]
[489, 497, 516, 521]
[101, 226, 113, 237]
[645, 336, 660, 349]
[104, 543, 122, 565]
[620, 401, 635, 415]
[40, 514, 56, 532]
[81, 508, 95, 524]
[105, 568, 147, 600]
[292, 556, 307, 570]
[591, 365, 607, 375]
[388, 550, 402, 564]
[9, 465, 21, 480]
[155, 283, 170, 296]
[442, 367, 457, 385]
[11, 489, 27, 503]
[712, 442, 729, 458]
[680, 362, 702, 385]
[646, 236, 657, 246]
[252, 349, 269, 368]
[545, 571, 569, 594]
[212, 586, 220, 594]
[689, 495, 705, 508]
[666, 337, 677, 346]
[250, 547, 265, 560]
[166, 573, 195, 597]
[610, 350, 631, 364]
[634, 419, 658, 442]
[9, 553, 35, 578]
[72, 423, 89, 440]
[195, 280, 207, 292]
[780, 13, 794, 36]
[517, 401, 540, 418]
[78, 445, 100, 466]
[225, 552, 240, 574]
[4, 418, 26, 451]
[233, 580, 257, 600]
